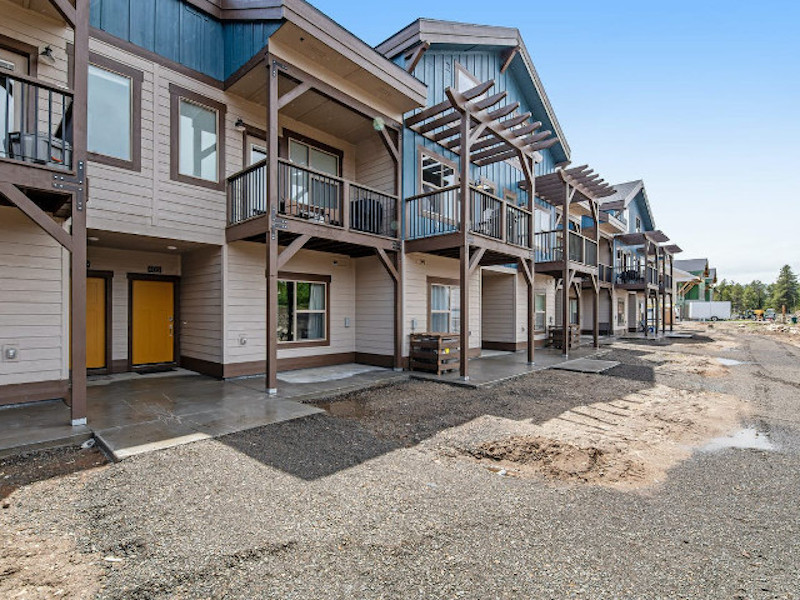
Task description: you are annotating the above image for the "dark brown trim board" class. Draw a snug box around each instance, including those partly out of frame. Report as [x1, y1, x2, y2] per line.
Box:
[86, 53, 144, 172]
[277, 271, 332, 349]
[0, 380, 69, 407]
[481, 341, 528, 352]
[180, 355, 224, 378]
[169, 84, 227, 191]
[87, 270, 114, 375]
[126, 274, 181, 370]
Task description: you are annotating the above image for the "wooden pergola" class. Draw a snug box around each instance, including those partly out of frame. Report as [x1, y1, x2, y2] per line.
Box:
[404, 79, 559, 378]
[535, 166, 616, 355]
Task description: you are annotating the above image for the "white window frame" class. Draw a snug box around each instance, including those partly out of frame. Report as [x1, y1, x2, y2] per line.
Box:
[430, 282, 461, 333]
[535, 293, 546, 332]
[277, 278, 329, 345]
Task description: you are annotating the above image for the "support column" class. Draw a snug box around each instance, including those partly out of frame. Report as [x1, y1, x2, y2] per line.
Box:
[593, 281, 600, 348]
[70, 0, 90, 426]
[562, 184, 570, 357]
[265, 55, 279, 394]
[458, 112, 470, 380]
[670, 256, 674, 331]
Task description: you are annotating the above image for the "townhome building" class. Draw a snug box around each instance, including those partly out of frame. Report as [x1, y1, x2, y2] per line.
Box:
[597, 180, 680, 335]
[0, 0, 426, 423]
[377, 19, 619, 369]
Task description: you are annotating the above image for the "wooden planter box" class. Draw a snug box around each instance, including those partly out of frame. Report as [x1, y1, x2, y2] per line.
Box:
[547, 324, 580, 349]
[409, 333, 461, 375]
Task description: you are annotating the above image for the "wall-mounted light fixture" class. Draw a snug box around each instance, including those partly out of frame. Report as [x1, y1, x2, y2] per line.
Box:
[39, 46, 56, 66]
[234, 118, 246, 132]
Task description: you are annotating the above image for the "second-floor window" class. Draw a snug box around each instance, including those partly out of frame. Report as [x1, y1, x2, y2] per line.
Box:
[421, 153, 455, 192]
[635, 216, 642, 232]
[179, 99, 218, 181]
[88, 65, 132, 161]
[534, 208, 549, 233]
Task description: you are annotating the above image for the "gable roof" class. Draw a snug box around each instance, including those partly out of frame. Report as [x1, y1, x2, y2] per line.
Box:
[674, 258, 710, 274]
[375, 18, 570, 161]
[599, 179, 656, 230]
[183, 0, 427, 104]
[673, 267, 701, 283]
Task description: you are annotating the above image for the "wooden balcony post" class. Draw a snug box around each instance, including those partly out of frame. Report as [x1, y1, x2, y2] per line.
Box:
[69, 0, 90, 425]
[265, 54, 279, 394]
[562, 182, 570, 356]
[342, 179, 350, 230]
[459, 111, 470, 380]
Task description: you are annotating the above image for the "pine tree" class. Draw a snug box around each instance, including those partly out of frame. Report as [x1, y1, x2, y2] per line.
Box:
[771, 265, 799, 312]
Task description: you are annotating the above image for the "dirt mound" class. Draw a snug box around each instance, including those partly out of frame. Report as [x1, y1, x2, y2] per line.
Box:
[448, 385, 749, 489]
[468, 437, 644, 485]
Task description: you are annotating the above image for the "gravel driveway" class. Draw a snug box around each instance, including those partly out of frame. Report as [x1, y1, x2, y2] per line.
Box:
[2, 324, 798, 599]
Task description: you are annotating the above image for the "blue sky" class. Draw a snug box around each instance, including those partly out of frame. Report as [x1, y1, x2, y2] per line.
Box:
[311, 0, 800, 284]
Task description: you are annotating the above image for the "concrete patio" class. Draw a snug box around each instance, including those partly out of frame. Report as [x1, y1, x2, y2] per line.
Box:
[0, 364, 405, 461]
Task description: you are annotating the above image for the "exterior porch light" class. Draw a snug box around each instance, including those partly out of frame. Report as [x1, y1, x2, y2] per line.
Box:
[372, 117, 385, 131]
[39, 46, 56, 66]
[234, 118, 246, 132]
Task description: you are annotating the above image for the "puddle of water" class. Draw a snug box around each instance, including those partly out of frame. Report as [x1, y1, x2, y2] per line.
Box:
[700, 427, 776, 452]
[716, 358, 750, 366]
[316, 399, 369, 418]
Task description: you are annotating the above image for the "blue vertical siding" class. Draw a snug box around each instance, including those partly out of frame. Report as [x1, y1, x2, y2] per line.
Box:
[90, 0, 281, 81]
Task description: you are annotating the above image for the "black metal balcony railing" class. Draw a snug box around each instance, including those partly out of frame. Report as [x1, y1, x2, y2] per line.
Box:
[227, 158, 399, 239]
[615, 264, 659, 285]
[1, 72, 73, 170]
[534, 230, 598, 267]
[405, 186, 533, 248]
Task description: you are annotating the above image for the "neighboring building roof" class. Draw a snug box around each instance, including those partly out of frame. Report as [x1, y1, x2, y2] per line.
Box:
[674, 258, 710, 275]
[673, 267, 701, 283]
[600, 179, 656, 230]
[708, 268, 718, 282]
[375, 18, 570, 161]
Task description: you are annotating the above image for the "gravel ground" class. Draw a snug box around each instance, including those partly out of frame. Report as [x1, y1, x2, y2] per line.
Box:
[1, 324, 799, 599]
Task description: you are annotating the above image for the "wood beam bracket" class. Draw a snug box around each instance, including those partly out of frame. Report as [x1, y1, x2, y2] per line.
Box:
[517, 257, 533, 286]
[277, 234, 310, 270]
[52, 160, 86, 211]
[376, 247, 400, 281]
[468, 247, 486, 276]
[500, 46, 520, 74]
[405, 41, 430, 73]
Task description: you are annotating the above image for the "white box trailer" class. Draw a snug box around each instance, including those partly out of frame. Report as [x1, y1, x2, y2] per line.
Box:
[687, 301, 731, 321]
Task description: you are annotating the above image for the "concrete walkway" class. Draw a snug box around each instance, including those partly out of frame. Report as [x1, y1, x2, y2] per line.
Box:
[410, 346, 606, 388]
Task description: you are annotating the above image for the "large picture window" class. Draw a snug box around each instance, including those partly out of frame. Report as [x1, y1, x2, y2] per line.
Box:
[430, 281, 461, 333]
[179, 99, 217, 181]
[278, 277, 329, 344]
[85, 54, 142, 171]
[88, 65, 132, 160]
[169, 84, 226, 190]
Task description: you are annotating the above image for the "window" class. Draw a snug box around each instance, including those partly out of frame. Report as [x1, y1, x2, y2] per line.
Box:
[430, 282, 460, 333]
[278, 278, 328, 343]
[288, 138, 339, 176]
[534, 208, 550, 233]
[635, 216, 642, 232]
[88, 65, 132, 160]
[617, 300, 625, 325]
[569, 298, 579, 325]
[170, 84, 226, 190]
[85, 55, 142, 170]
[249, 143, 267, 165]
[455, 63, 481, 95]
[421, 152, 456, 192]
[179, 99, 217, 181]
[535, 293, 546, 331]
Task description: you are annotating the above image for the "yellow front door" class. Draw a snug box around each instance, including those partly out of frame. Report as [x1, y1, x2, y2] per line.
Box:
[131, 279, 174, 366]
[86, 276, 106, 369]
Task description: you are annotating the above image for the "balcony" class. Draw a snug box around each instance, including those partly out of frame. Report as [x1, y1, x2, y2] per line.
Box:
[227, 158, 399, 239]
[405, 185, 532, 249]
[615, 264, 659, 288]
[533, 229, 598, 273]
[1, 72, 74, 172]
